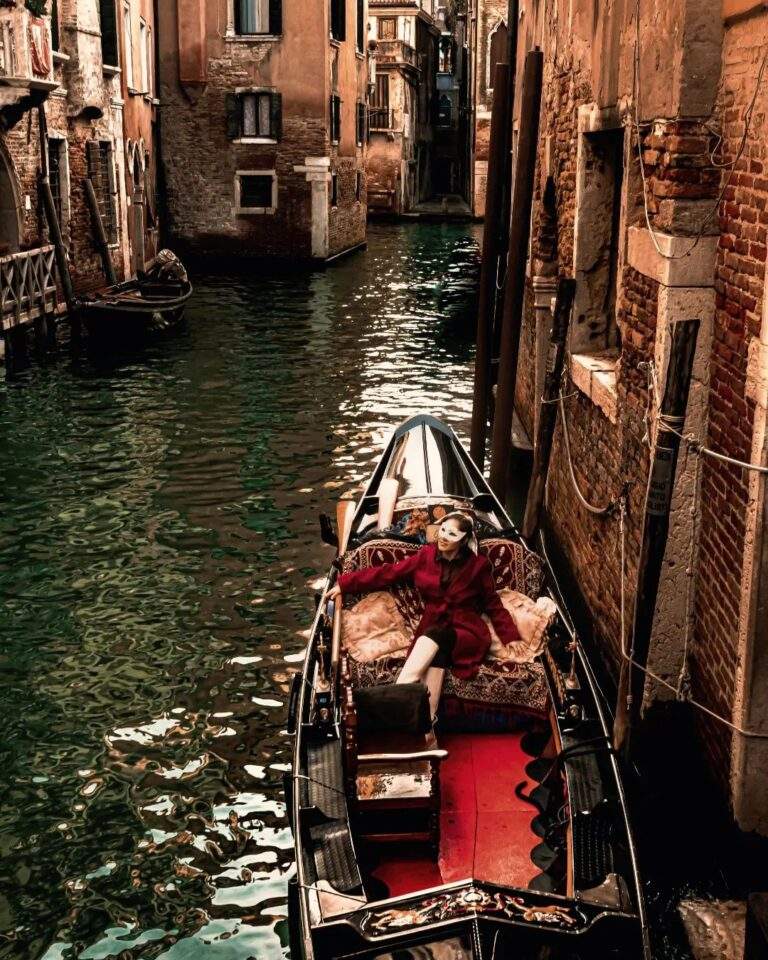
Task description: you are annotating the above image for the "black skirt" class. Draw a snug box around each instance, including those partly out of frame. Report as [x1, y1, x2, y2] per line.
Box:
[426, 622, 457, 669]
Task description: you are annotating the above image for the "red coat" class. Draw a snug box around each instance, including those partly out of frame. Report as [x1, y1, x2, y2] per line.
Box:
[338, 543, 520, 679]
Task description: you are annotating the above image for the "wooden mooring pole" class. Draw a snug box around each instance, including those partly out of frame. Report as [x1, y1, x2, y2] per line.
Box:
[470, 61, 511, 469]
[521, 277, 576, 540]
[488, 48, 544, 501]
[38, 107, 76, 314]
[613, 318, 701, 758]
[83, 178, 118, 287]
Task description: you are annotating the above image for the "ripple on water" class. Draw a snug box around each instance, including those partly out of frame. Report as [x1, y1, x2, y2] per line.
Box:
[0, 223, 480, 959]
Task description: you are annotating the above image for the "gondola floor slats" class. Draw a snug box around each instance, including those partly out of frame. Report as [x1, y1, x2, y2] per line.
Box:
[309, 821, 362, 893]
[306, 740, 345, 821]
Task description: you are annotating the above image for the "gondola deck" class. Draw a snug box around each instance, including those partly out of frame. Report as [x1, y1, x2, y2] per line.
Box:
[287, 415, 650, 960]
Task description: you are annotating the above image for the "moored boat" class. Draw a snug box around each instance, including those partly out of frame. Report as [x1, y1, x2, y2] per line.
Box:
[78, 250, 193, 337]
[287, 415, 650, 960]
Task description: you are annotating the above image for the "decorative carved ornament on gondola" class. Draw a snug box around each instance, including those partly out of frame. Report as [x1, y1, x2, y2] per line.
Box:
[356, 886, 585, 937]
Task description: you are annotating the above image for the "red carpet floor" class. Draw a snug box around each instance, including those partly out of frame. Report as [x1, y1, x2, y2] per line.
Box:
[370, 732, 539, 897]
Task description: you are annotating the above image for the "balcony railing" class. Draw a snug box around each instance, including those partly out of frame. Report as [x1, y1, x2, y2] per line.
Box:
[0, 246, 58, 331]
[375, 39, 420, 70]
[0, 7, 55, 93]
[369, 107, 394, 130]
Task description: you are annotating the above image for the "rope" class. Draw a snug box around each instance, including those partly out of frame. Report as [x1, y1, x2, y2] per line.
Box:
[557, 390, 617, 516]
[643, 361, 768, 475]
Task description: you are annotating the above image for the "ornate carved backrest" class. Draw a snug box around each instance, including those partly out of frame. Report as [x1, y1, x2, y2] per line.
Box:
[479, 538, 545, 599]
[340, 652, 359, 796]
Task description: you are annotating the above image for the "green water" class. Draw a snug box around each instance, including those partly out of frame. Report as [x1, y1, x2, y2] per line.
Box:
[0, 224, 482, 960]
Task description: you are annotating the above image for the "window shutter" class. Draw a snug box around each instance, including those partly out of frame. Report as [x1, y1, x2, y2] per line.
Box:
[270, 92, 283, 140]
[225, 92, 240, 140]
[356, 0, 364, 50]
[86, 140, 100, 179]
[269, 0, 282, 35]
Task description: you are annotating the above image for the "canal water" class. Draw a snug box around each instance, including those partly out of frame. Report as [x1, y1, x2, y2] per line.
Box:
[0, 223, 482, 960]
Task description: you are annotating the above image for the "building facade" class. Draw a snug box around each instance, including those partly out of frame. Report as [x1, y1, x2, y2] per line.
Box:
[366, 0, 439, 215]
[508, 0, 768, 832]
[468, 0, 508, 216]
[157, 0, 369, 263]
[0, 0, 161, 358]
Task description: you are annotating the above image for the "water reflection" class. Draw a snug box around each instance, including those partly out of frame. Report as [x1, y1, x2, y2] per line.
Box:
[0, 223, 481, 959]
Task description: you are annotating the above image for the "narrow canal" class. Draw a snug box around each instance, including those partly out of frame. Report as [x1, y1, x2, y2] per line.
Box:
[0, 223, 482, 960]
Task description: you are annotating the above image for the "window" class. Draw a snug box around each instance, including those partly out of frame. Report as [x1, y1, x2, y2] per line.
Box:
[378, 17, 396, 40]
[369, 73, 389, 129]
[572, 126, 625, 355]
[47, 138, 69, 231]
[99, 0, 118, 66]
[235, 171, 277, 213]
[356, 0, 364, 51]
[356, 101, 366, 146]
[331, 173, 338, 208]
[355, 170, 363, 202]
[51, 0, 60, 52]
[123, 2, 133, 88]
[330, 0, 346, 41]
[487, 20, 507, 90]
[330, 94, 341, 143]
[139, 18, 148, 93]
[146, 26, 153, 96]
[235, 0, 280, 35]
[87, 140, 118, 245]
[226, 90, 282, 140]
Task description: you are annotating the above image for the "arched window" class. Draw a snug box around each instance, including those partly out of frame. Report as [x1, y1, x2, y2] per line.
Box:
[487, 19, 508, 91]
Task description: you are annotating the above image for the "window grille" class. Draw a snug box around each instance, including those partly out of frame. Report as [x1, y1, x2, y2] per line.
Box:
[48, 140, 64, 226]
[87, 141, 118, 245]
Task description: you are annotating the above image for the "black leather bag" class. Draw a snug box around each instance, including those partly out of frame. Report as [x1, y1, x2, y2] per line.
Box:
[354, 683, 431, 735]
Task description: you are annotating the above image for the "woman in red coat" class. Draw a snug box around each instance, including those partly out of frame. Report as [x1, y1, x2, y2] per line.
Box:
[327, 512, 520, 717]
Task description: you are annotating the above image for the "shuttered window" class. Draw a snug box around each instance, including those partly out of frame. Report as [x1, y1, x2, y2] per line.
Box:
[235, 0, 282, 35]
[330, 95, 342, 143]
[87, 141, 118, 245]
[48, 139, 65, 226]
[99, 0, 118, 67]
[356, 101, 366, 146]
[225, 91, 282, 140]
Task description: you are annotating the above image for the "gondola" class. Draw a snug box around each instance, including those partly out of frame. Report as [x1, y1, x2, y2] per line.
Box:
[78, 276, 193, 336]
[287, 414, 650, 960]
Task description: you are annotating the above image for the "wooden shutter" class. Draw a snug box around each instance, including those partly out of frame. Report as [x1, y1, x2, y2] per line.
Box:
[268, 0, 282, 35]
[225, 92, 240, 139]
[86, 140, 100, 179]
[270, 92, 282, 140]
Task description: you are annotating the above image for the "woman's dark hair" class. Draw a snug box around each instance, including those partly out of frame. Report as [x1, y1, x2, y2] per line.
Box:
[440, 511, 475, 557]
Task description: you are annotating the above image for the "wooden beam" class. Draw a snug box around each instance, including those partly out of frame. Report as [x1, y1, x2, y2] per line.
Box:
[522, 277, 576, 540]
[613, 318, 700, 757]
[470, 62, 511, 468]
[488, 49, 544, 500]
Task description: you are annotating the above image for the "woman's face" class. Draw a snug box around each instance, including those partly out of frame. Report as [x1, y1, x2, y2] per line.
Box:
[437, 517, 467, 555]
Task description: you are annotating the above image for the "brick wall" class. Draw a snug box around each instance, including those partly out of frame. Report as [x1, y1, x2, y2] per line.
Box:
[690, 13, 768, 785]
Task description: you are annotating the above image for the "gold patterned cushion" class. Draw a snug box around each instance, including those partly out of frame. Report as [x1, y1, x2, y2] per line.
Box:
[341, 592, 411, 663]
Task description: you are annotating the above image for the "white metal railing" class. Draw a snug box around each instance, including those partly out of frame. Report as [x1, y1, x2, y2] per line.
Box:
[0, 246, 58, 331]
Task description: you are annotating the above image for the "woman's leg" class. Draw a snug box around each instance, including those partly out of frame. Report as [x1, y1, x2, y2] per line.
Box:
[396, 635, 439, 684]
[424, 666, 445, 719]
